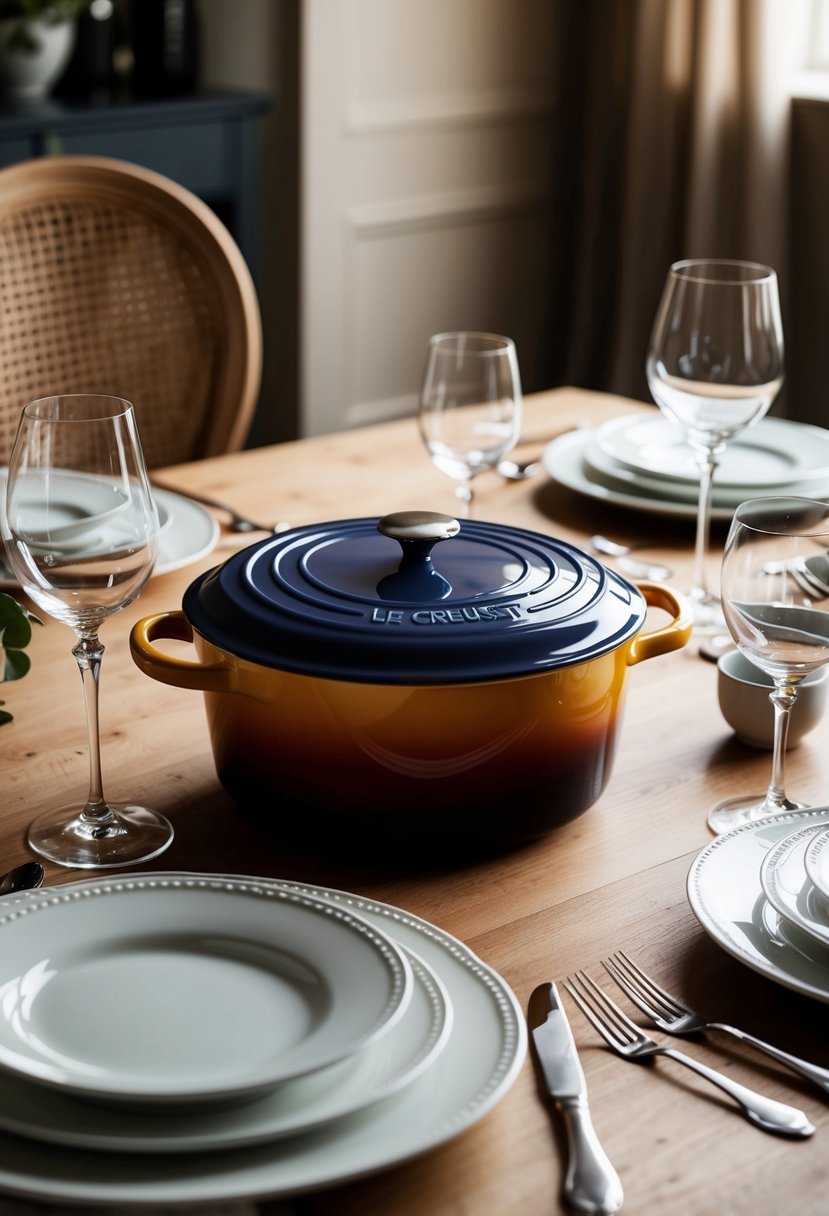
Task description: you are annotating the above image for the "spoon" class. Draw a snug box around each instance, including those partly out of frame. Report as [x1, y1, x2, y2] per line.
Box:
[589, 536, 673, 582]
[498, 457, 541, 481]
[0, 861, 44, 896]
[698, 633, 736, 663]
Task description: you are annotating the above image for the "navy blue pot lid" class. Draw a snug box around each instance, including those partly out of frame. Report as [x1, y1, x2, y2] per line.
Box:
[182, 511, 647, 685]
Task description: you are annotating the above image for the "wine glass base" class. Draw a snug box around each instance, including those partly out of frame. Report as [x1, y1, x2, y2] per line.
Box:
[688, 593, 726, 635]
[706, 793, 809, 836]
[27, 804, 174, 870]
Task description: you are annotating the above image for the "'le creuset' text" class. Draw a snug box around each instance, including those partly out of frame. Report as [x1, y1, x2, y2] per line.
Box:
[371, 604, 523, 625]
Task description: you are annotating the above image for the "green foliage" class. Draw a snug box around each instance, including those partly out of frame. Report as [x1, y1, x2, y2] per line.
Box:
[0, 593, 40, 724]
[0, 1, 91, 52]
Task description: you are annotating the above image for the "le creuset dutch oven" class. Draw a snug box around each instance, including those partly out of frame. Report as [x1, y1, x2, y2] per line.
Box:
[130, 511, 692, 843]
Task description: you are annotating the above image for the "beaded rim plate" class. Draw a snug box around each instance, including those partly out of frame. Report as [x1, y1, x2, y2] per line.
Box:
[759, 822, 829, 947]
[804, 826, 829, 902]
[0, 872, 526, 1207]
[0, 944, 451, 1154]
[688, 808, 829, 1002]
[0, 875, 413, 1106]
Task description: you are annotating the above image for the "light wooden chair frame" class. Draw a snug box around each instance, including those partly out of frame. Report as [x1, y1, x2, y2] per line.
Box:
[0, 154, 263, 467]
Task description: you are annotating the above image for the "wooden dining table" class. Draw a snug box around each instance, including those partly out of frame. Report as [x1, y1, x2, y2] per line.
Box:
[1, 386, 827, 1216]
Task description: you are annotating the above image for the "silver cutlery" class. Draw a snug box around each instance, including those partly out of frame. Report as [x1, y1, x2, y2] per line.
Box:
[528, 982, 623, 1215]
[589, 535, 673, 582]
[603, 951, 829, 1096]
[498, 423, 586, 481]
[498, 457, 541, 481]
[762, 555, 829, 599]
[698, 633, 736, 663]
[151, 481, 291, 535]
[0, 861, 43, 895]
[563, 971, 814, 1138]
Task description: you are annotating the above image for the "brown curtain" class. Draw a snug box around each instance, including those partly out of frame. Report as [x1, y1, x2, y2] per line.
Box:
[546, 0, 807, 412]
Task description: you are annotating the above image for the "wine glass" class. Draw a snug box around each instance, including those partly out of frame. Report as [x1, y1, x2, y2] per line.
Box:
[707, 496, 829, 836]
[418, 332, 522, 516]
[3, 394, 174, 868]
[646, 260, 784, 631]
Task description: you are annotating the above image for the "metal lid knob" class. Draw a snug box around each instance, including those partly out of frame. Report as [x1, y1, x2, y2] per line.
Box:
[376, 511, 460, 602]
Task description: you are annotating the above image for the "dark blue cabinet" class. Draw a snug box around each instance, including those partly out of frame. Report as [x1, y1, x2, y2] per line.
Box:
[0, 89, 272, 281]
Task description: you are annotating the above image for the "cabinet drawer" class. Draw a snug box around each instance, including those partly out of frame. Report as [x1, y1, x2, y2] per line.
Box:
[54, 122, 230, 196]
[0, 138, 34, 166]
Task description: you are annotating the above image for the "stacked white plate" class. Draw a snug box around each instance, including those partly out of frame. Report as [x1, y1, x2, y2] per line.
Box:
[688, 808, 829, 1003]
[0, 871, 526, 1208]
[0, 479, 219, 587]
[543, 413, 829, 522]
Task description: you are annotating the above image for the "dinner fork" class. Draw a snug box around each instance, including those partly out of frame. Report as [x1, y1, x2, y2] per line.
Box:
[602, 951, 829, 1096]
[151, 480, 291, 535]
[563, 972, 814, 1137]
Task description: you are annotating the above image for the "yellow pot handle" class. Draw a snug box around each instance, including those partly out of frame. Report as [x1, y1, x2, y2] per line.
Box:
[626, 582, 693, 666]
[129, 611, 235, 693]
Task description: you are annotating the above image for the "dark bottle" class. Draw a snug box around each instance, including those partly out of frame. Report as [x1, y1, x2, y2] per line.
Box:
[130, 0, 200, 98]
[55, 0, 121, 99]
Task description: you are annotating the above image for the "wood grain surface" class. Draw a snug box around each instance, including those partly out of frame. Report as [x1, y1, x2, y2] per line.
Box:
[2, 388, 827, 1216]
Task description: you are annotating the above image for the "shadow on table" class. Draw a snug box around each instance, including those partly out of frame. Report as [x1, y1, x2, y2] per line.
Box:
[154, 781, 548, 891]
[529, 477, 730, 550]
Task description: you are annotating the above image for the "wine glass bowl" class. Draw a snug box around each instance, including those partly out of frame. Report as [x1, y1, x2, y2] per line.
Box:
[707, 496, 829, 835]
[647, 259, 784, 630]
[3, 394, 173, 869]
[418, 332, 522, 515]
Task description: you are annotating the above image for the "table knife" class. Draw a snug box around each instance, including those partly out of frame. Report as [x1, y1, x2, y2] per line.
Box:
[528, 982, 623, 1215]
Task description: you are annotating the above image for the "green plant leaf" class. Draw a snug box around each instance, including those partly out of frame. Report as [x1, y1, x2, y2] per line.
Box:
[0, 594, 37, 718]
[0, 593, 32, 650]
[3, 649, 29, 681]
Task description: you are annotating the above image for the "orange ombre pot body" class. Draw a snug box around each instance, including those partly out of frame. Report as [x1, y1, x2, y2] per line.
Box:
[131, 513, 691, 845]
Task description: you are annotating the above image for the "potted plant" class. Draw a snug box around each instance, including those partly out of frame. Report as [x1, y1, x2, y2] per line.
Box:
[0, 0, 91, 101]
[0, 593, 38, 724]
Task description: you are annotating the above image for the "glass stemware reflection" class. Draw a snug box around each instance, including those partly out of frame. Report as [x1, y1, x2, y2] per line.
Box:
[3, 394, 174, 868]
[418, 332, 522, 516]
[646, 259, 784, 631]
[707, 497, 829, 836]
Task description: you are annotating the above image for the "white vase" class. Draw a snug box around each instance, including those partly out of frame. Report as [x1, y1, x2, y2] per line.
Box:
[0, 16, 76, 102]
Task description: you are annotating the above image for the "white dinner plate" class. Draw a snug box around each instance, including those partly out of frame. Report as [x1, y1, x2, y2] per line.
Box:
[759, 822, 829, 947]
[596, 413, 829, 488]
[0, 486, 218, 587]
[0, 875, 412, 1106]
[804, 826, 829, 902]
[687, 808, 829, 1003]
[0, 871, 526, 1208]
[0, 944, 450, 1154]
[152, 487, 219, 575]
[4, 468, 130, 544]
[581, 437, 779, 508]
[543, 428, 736, 522]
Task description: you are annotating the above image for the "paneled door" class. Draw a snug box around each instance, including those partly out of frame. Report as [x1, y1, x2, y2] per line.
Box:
[300, 0, 555, 436]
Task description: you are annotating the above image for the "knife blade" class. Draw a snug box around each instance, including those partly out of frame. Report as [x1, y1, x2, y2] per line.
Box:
[528, 982, 623, 1215]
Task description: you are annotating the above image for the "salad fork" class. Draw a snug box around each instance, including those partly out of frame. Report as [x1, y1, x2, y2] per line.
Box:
[563, 971, 814, 1137]
[603, 951, 829, 1096]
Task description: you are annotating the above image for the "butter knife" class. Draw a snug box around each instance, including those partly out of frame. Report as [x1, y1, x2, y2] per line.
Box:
[528, 982, 623, 1215]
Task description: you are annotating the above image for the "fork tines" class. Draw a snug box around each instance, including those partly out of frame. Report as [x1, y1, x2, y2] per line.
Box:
[563, 970, 641, 1048]
[602, 951, 678, 1020]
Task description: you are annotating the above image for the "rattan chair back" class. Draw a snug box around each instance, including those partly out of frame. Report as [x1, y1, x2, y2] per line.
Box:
[0, 155, 262, 467]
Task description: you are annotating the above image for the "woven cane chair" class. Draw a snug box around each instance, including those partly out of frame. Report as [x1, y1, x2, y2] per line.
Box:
[0, 155, 262, 468]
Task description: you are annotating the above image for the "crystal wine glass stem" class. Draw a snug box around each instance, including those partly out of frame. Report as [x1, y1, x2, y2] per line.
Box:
[690, 441, 722, 605]
[763, 677, 802, 812]
[73, 634, 115, 829]
[454, 480, 473, 518]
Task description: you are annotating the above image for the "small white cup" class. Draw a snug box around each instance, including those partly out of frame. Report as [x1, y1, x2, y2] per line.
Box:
[717, 649, 829, 750]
